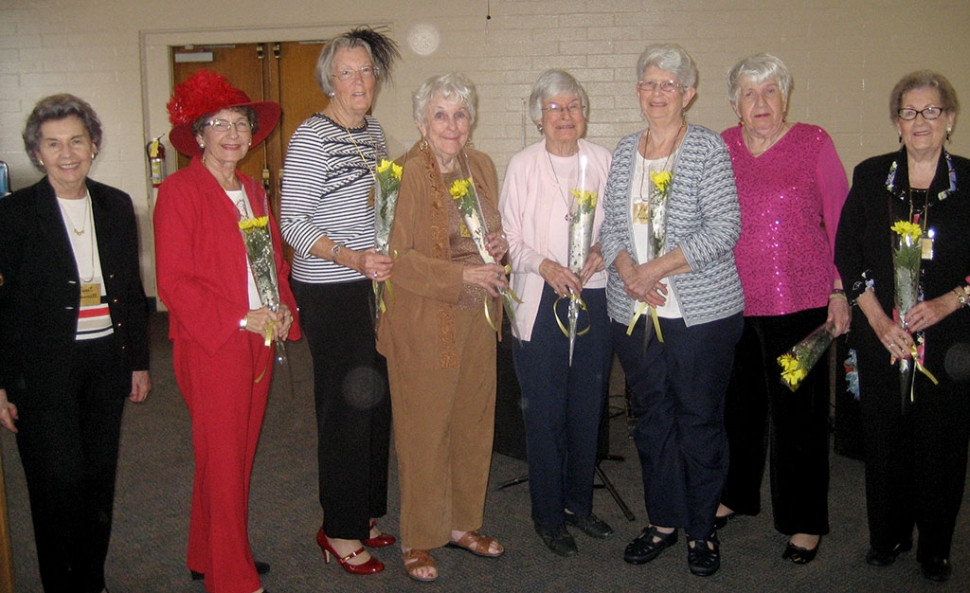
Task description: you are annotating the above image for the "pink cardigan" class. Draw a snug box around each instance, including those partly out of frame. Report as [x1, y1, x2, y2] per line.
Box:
[500, 139, 611, 341]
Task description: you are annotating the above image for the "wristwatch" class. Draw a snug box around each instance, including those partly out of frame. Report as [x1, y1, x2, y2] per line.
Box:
[330, 243, 343, 261]
[239, 315, 248, 329]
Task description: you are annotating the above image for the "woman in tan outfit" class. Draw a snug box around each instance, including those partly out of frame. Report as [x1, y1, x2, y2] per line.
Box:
[377, 72, 509, 582]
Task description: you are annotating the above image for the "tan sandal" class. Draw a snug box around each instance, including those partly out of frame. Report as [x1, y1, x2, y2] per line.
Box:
[446, 530, 505, 558]
[403, 549, 437, 582]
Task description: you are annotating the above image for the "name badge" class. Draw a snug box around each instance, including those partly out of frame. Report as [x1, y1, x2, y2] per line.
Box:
[80, 283, 101, 307]
[633, 202, 650, 224]
[920, 237, 934, 261]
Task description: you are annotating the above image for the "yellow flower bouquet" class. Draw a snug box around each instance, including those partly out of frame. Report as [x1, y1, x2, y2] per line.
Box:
[777, 323, 835, 392]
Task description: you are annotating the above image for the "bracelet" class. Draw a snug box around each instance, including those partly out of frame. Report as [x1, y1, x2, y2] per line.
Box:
[239, 315, 248, 329]
[829, 290, 847, 301]
[954, 286, 970, 307]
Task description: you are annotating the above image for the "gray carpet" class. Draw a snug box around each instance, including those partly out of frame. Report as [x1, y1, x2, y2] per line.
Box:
[2, 313, 968, 592]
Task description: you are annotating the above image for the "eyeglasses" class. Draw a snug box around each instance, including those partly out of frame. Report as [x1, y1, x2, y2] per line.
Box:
[638, 80, 681, 94]
[541, 102, 584, 116]
[897, 107, 945, 121]
[205, 119, 252, 133]
[333, 66, 378, 82]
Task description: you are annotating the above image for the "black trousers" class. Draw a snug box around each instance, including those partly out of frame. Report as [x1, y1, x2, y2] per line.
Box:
[292, 278, 391, 540]
[855, 335, 970, 560]
[15, 336, 128, 593]
[720, 308, 831, 535]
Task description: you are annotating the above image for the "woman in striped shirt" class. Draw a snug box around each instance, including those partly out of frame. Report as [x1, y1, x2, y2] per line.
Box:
[280, 27, 399, 576]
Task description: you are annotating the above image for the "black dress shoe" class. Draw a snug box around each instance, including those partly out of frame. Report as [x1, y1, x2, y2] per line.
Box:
[623, 526, 678, 564]
[782, 538, 820, 564]
[713, 512, 735, 530]
[865, 539, 912, 567]
[920, 556, 952, 582]
[191, 560, 271, 580]
[564, 511, 614, 539]
[535, 523, 578, 557]
[687, 533, 721, 577]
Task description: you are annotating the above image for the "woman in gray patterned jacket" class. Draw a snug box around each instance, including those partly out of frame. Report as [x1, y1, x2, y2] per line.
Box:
[599, 43, 744, 578]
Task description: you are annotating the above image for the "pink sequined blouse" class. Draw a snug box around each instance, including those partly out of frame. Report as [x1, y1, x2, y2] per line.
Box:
[722, 123, 848, 316]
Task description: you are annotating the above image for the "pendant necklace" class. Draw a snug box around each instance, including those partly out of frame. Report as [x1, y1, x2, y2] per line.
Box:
[60, 193, 90, 236]
[547, 148, 578, 221]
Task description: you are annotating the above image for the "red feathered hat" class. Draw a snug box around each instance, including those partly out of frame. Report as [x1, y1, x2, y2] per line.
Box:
[166, 70, 281, 157]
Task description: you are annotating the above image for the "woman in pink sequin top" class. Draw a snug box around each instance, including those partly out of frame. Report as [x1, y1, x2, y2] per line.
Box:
[715, 53, 850, 564]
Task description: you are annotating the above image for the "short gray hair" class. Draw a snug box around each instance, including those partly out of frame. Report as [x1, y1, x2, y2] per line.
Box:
[315, 27, 399, 96]
[636, 43, 698, 91]
[727, 53, 792, 108]
[889, 70, 960, 122]
[23, 93, 102, 171]
[412, 72, 478, 126]
[528, 69, 589, 123]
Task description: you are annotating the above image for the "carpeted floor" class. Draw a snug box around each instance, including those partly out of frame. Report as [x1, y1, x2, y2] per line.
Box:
[1, 313, 968, 592]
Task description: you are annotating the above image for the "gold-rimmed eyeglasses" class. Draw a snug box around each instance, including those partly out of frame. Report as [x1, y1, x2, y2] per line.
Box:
[333, 66, 379, 82]
[897, 107, 945, 121]
[205, 119, 253, 133]
[638, 80, 681, 94]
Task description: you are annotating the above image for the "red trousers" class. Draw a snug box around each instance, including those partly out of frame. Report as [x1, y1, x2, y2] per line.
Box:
[173, 331, 272, 593]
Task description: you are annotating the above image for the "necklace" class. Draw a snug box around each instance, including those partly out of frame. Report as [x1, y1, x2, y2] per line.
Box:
[546, 148, 579, 221]
[637, 122, 685, 198]
[59, 194, 89, 235]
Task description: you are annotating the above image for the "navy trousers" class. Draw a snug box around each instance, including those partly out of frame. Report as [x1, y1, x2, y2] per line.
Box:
[613, 312, 742, 539]
[513, 285, 612, 530]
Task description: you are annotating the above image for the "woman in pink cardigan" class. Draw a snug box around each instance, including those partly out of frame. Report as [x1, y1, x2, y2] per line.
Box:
[500, 69, 614, 558]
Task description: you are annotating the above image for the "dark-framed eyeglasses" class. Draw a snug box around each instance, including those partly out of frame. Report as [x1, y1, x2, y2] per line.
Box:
[333, 66, 379, 82]
[205, 119, 253, 133]
[897, 107, 945, 121]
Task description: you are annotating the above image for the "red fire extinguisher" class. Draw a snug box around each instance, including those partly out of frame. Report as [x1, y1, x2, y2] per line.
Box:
[146, 136, 166, 187]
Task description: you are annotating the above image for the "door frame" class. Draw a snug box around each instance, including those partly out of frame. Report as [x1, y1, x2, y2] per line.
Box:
[139, 22, 392, 302]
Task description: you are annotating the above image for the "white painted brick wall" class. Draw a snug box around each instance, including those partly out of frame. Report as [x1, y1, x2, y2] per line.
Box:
[1, 0, 968, 297]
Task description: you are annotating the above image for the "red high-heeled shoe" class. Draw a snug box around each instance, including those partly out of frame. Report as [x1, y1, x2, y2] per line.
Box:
[362, 520, 396, 548]
[316, 527, 384, 575]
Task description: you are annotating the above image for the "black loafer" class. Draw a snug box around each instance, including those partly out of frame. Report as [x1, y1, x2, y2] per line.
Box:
[782, 537, 821, 565]
[535, 523, 578, 557]
[191, 560, 271, 580]
[920, 556, 952, 582]
[623, 526, 678, 564]
[713, 512, 735, 530]
[865, 539, 912, 567]
[565, 511, 614, 539]
[687, 533, 721, 577]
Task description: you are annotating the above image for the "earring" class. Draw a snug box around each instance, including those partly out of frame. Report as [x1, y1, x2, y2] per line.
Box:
[91, 152, 97, 160]
[38, 159, 45, 166]
[199, 141, 205, 149]
[419, 138, 428, 150]
[328, 91, 335, 97]
[898, 132, 902, 144]
[248, 141, 252, 147]
[947, 127, 952, 142]
[536, 124, 543, 133]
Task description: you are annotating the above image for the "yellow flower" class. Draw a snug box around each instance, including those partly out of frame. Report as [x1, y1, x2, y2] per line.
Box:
[890, 220, 922, 240]
[570, 189, 598, 210]
[777, 353, 799, 372]
[650, 171, 673, 193]
[238, 216, 269, 232]
[376, 159, 403, 180]
[450, 178, 471, 200]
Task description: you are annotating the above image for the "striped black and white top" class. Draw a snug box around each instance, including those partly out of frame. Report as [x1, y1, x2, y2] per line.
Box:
[280, 113, 387, 284]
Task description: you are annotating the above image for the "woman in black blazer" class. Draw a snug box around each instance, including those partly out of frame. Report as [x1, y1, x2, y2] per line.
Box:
[0, 94, 150, 593]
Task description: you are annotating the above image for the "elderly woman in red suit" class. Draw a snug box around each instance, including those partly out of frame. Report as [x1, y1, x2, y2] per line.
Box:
[154, 71, 299, 593]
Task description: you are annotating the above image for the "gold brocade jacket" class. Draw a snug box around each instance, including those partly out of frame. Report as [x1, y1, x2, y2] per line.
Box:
[377, 141, 503, 369]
